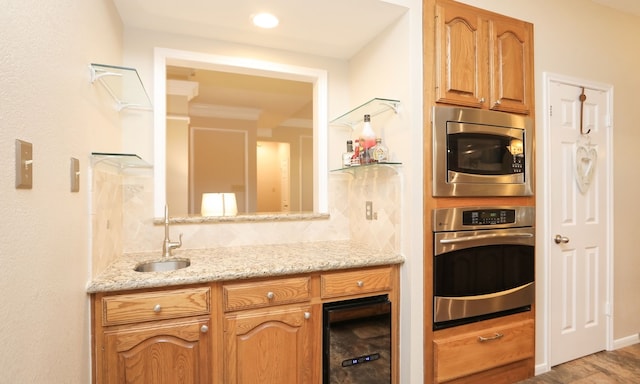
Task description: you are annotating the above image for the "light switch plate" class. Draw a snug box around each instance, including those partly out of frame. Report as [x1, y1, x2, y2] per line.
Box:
[70, 157, 80, 192]
[15, 139, 33, 189]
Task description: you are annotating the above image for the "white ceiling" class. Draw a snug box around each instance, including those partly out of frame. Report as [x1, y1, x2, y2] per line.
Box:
[113, 1, 639, 60]
[112, 0, 409, 60]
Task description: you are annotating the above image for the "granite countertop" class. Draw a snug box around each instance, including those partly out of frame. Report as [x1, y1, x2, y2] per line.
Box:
[86, 241, 405, 293]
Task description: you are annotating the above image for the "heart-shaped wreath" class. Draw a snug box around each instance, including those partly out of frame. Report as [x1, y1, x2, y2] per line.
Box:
[575, 145, 597, 193]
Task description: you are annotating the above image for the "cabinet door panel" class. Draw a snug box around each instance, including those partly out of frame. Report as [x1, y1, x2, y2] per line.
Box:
[224, 305, 314, 384]
[104, 319, 210, 384]
[433, 319, 534, 382]
[490, 17, 532, 114]
[435, 2, 487, 108]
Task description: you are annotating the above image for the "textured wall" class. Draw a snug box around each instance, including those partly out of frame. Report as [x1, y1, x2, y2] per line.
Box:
[0, 0, 123, 381]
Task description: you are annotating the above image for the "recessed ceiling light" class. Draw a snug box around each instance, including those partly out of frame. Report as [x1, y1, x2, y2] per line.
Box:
[252, 12, 279, 29]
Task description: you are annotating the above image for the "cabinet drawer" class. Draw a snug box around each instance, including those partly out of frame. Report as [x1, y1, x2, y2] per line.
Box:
[433, 319, 534, 383]
[321, 266, 392, 299]
[223, 276, 311, 312]
[102, 287, 210, 326]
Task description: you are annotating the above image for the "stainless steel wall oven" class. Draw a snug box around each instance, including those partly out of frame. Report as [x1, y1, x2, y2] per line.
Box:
[432, 106, 533, 197]
[433, 206, 535, 330]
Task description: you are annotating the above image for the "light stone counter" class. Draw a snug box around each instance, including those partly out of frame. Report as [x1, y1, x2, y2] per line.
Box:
[86, 241, 404, 293]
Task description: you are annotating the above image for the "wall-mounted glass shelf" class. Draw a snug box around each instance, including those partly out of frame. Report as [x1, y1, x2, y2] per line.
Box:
[330, 98, 400, 128]
[91, 152, 152, 169]
[89, 63, 152, 111]
[330, 162, 402, 174]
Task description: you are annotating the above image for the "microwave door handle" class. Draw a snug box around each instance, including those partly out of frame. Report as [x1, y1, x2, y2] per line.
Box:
[439, 232, 534, 244]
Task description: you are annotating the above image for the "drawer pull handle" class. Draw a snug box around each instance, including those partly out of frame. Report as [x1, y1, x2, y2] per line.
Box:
[357, 280, 364, 288]
[266, 291, 275, 300]
[304, 312, 311, 320]
[200, 325, 209, 333]
[478, 333, 504, 342]
[153, 304, 161, 313]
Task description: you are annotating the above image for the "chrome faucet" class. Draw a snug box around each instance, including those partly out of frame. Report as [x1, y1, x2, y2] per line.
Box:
[162, 205, 182, 257]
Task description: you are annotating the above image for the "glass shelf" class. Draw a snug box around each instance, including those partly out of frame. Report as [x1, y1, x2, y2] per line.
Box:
[91, 152, 152, 169]
[330, 98, 400, 128]
[330, 162, 402, 174]
[89, 63, 152, 111]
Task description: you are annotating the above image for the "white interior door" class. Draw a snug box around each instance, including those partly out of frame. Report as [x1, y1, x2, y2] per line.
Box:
[547, 77, 612, 366]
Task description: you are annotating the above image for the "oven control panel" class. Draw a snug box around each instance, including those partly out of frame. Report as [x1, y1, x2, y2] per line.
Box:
[433, 206, 534, 232]
[462, 209, 516, 225]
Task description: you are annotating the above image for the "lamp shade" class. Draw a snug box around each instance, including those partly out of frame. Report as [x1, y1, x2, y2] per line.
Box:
[201, 193, 237, 217]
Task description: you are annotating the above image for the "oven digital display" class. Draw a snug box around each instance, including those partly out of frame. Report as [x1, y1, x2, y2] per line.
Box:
[462, 209, 516, 225]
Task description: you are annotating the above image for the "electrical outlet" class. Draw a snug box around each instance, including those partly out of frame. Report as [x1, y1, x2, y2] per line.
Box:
[15, 139, 33, 189]
[365, 201, 373, 220]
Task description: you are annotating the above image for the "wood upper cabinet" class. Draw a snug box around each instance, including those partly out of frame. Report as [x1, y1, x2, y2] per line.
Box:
[435, 0, 533, 115]
[435, 0, 487, 109]
[92, 286, 213, 384]
[489, 15, 533, 114]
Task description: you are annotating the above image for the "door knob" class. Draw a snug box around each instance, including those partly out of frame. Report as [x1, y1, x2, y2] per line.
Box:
[554, 234, 570, 244]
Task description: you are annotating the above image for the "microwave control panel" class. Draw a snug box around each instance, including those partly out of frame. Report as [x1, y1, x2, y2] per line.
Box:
[511, 154, 525, 173]
[462, 209, 516, 226]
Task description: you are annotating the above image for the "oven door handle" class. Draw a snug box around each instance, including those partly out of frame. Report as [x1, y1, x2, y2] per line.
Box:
[439, 232, 534, 244]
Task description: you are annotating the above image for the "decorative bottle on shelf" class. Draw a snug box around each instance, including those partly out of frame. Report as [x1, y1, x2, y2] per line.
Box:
[342, 140, 354, 167]
[371, 137, 389, 163]
[350, 139, 361, 166]
[359, 114, 376, 164]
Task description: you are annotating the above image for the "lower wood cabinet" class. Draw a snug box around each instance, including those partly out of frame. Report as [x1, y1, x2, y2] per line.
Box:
[223, 304, 317, 384]
[92, 286, 213, 384]
[103, 318, 212, 384]
[432, 312, 534, 383]
[91, 265, 399, 384]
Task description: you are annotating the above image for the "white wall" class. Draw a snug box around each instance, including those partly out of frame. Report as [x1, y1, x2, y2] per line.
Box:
[0, 0, 124, 382]
[456, 0, 640, 368]
[348, 3, 424, 383]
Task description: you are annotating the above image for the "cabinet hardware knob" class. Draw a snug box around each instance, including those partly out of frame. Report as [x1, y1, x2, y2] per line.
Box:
[479, 97, 485, 103]
[153, 304, 161, 313]
[478, 333, 504, 342]
[304, 312, 311, 320]
[357, 280, 364, 288]
[495, 99, 502, 106]
[266, 291, 275, 299]
[200, 325, 209, 333]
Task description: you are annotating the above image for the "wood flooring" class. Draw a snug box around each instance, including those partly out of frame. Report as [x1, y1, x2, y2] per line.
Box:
[516, 343, 640, 383]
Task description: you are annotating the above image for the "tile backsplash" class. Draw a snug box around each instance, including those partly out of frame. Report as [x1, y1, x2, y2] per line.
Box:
[90, 163, 125, 277]
[91, 164, 401, 277]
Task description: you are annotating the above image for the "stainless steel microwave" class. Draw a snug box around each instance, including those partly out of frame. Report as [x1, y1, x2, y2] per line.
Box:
[432, 106, 533, 197]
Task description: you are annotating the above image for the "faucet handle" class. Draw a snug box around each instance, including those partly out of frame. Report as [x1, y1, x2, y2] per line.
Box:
[163, 233, 183, 257]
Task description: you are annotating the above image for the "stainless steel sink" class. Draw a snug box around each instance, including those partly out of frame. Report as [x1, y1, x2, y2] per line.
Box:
[134, 259, 190, 272]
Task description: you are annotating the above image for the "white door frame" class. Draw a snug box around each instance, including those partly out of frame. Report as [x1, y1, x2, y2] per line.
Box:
[538, 72, 614, 374]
